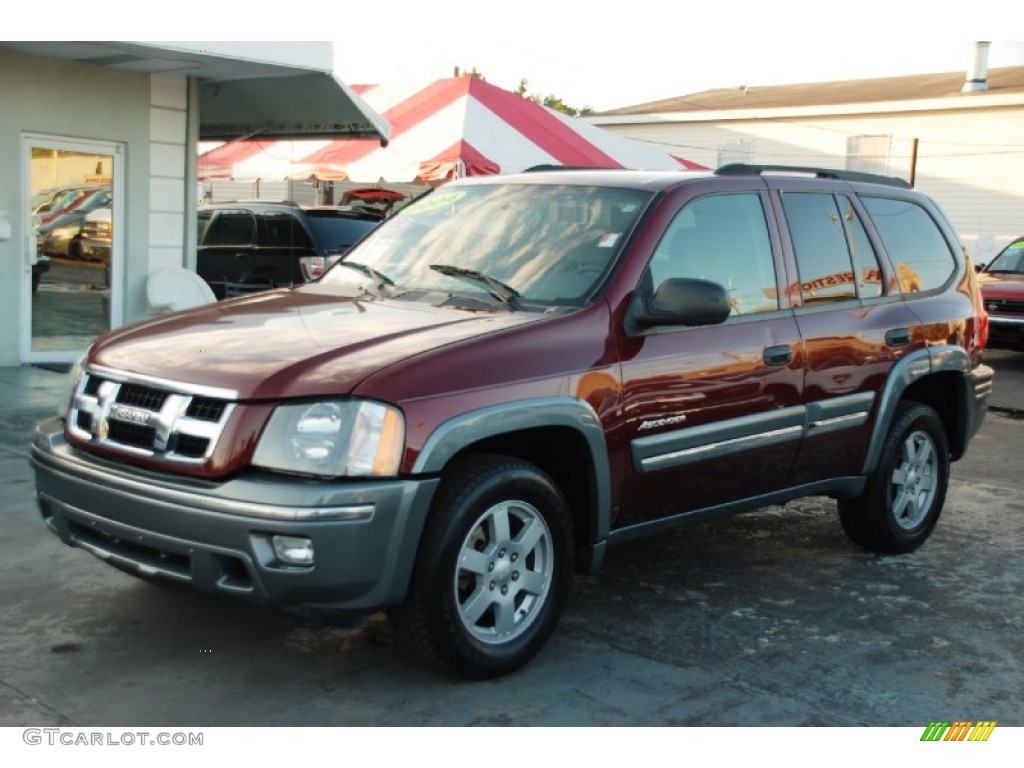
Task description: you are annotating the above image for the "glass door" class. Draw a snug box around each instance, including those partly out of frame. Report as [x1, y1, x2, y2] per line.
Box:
[23, 135, 123, 364]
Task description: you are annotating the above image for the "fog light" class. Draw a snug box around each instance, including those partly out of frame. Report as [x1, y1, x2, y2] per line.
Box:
[271, 535, 315, 566]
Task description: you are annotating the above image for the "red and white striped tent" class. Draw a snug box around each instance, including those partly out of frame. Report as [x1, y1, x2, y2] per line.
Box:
[198, 77, 705, 184]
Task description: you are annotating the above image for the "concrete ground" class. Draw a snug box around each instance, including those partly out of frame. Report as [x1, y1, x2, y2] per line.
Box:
[0, 349, 1022, 726]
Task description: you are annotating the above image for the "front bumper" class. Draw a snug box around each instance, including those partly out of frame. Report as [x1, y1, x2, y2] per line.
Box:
[986, 315, 1024, 350]
[966, 362, 995, 445]
[30, 418, 439, 612]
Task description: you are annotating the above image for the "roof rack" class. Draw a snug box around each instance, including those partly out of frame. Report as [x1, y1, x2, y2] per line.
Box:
[715, 164, 911, 189]
[204, 199, 301, 206]
[522, 164, 616, 173]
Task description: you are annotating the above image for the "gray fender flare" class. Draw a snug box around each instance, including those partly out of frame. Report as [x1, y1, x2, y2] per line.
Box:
[861, 345, 971, 475]
[411, 396, 612, 570]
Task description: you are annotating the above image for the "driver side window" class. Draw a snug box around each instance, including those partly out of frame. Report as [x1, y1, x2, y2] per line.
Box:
[649, 193, 778, 315]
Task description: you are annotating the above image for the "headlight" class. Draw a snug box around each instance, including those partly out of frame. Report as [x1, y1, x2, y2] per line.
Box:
[252, 400, 405, 478]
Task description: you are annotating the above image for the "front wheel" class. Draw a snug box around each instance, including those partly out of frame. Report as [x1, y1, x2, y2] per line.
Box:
[390, 454, 574, 679]
[839, 401, 949, 554]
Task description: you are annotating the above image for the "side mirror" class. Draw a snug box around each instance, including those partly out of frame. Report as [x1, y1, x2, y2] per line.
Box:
[634, 277, 731, 329]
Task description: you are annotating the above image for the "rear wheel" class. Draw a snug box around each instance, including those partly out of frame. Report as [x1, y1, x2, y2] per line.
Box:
[390, 454, 574, 679]
[839, 401, 949, 553]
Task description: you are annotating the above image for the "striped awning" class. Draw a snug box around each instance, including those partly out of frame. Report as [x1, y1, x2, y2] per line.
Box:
[198, 77, 705, 183]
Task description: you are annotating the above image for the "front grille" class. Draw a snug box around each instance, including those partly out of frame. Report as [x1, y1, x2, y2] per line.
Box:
[986, 298, 1024, 314]
[67, 370, 236, 465]
[83, 221, 112, 239]
[107, 420, 157, 449]
[76, 412, 93, 432]
[116, 384, 168, 411]
[173, 434, 211, 458]
[187, 396, 227, 422]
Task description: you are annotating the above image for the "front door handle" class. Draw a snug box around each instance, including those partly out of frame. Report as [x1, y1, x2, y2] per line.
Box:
[885, 328, 912, 348]
[763, 345, 792, 367]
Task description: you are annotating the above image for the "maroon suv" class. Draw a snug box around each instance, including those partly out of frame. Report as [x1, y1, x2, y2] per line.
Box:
[31, 165, 993, 678]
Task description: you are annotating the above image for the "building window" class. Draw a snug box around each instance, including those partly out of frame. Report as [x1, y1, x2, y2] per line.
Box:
[846, 135, 891, 175]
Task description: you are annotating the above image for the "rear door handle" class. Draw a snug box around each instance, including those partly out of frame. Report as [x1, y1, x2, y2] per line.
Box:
[885, 328, 912, 348]
[763, 345, 792, 366]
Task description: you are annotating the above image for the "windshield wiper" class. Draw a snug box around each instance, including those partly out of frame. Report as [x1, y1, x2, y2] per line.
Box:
[429, 263, 520, 310]
[336, 261, 395, 296]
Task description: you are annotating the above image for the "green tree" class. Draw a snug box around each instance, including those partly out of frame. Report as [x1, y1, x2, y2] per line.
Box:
[514, 78, 592, 117]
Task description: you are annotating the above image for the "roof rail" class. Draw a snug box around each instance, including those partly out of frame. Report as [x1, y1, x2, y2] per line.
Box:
[521, 164, 616, 173]
[205, 199, 301, 206]
[715, 164, 911, 189]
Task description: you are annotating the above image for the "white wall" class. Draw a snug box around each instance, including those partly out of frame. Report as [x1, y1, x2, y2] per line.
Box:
[149, 74, 190, 275]
[0, 50, 193, 365]
[596, 104, 1024, 264]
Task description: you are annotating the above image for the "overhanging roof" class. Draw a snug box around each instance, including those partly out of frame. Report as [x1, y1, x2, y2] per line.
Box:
[0, 41, 391, 143]
[197, 72, 389, 141]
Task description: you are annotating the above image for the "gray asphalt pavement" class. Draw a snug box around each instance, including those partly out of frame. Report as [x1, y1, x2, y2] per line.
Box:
[1, 348, 1022, 726]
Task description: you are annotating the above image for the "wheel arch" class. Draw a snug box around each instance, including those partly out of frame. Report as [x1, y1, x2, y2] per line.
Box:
[863, 345, 974, 474]
[411, 397, 612, 572]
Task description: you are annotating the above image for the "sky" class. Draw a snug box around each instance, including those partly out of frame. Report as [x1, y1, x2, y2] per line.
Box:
[323, 4, 1024, 111]
[27, 2, 1024, 113]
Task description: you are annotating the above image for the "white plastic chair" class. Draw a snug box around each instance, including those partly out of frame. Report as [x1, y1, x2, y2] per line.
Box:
[146, 267, 216, 314]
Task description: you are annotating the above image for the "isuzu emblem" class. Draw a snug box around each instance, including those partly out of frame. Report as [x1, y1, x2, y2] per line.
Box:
[110, 404, 151, 425]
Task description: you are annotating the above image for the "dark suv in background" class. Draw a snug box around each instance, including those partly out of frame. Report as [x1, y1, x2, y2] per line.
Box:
[196, 201, 383, 298]
[32, 165, 993, 679]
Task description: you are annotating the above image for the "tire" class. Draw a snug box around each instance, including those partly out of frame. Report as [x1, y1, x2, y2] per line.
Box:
[390, 454, 574, 679]
[838, 401, 949, 554]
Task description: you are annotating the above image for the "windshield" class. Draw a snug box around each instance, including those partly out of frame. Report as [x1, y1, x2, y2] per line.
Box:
[304, 211, 381, 254]
[986, 239, 1024, 273]
[314, 183, 652, 308]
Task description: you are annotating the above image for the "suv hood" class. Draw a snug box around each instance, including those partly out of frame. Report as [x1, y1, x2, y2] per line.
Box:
[91, 289, 539, 400]
[979, 271, 1024, 298]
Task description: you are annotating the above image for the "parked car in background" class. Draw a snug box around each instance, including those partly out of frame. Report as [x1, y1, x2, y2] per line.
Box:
[36, 188, 113, 259]
[978, 236, 1024, 350]
[79, 207, 112, 264]
[32, 185, 107, 229]
[31, 187, 65, 215]
[196, 201, 383, 298]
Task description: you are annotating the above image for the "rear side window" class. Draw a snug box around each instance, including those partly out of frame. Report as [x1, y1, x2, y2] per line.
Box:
[202, 211, 256, 246]
[782, 192, 884, 303]
[260, 211, 314, 249]
[649, 192, 778, 315]
[305, 213, 379, 254]
[860, 196, 956, 293]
